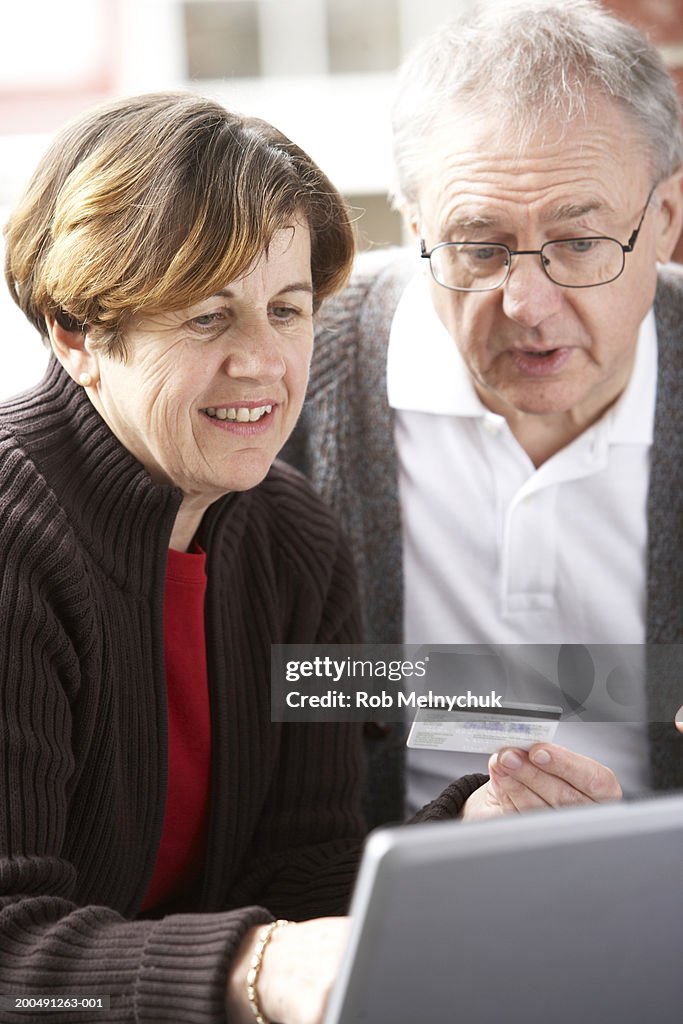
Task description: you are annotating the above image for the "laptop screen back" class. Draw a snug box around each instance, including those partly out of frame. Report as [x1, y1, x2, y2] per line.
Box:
[325, 795, 683, 1024]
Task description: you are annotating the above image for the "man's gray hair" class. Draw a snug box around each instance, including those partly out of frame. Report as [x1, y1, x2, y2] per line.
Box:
[392, 0, 683, 209]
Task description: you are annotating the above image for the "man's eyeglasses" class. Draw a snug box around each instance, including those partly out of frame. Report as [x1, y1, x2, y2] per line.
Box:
[420, 188, 656, 292]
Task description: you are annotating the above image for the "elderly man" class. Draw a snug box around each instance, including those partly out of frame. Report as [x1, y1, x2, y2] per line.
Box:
[285, 0, 683, 821]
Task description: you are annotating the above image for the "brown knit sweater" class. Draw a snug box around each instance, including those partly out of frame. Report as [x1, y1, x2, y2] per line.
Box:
[0, 356, 366, 1021]
[0, 360, 479, 1022]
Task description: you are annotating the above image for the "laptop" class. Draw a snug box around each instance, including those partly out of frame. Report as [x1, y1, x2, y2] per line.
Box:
[324, 794, 683, 1024]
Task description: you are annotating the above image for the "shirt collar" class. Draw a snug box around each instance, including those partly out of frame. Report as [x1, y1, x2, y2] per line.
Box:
[387, 272, 483, 415]
[387, 269, 657, 445]
[604, 306, 656, 444]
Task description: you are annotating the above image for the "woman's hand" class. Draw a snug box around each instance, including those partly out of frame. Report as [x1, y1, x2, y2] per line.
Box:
[226, 917, 350, 1024]
[460, 743, 622, 822]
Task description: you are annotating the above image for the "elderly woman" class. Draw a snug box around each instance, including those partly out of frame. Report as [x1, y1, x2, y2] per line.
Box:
[1, 92, 483, 1024]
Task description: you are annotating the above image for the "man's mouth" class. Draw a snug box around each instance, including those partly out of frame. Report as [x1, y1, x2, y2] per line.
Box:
[203, 404, 273, 422]
[507, 346, 572, 376]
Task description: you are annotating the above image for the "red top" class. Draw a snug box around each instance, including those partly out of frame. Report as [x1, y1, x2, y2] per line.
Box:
[141, 546, 212, 911]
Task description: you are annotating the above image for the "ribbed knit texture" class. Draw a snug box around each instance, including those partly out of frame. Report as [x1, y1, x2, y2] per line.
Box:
[0, 359, 381, 1021]
[285, 251, 683, 797]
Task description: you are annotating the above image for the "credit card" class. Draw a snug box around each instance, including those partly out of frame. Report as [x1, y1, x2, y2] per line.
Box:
[406, 701, 562, 754]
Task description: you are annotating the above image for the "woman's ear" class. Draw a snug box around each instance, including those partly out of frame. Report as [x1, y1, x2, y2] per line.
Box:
[45, 315, 99, 388]
[654, 168, 683, 264]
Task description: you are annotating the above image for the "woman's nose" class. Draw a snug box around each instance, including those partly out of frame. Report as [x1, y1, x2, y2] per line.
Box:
[222, 321, 287, 383]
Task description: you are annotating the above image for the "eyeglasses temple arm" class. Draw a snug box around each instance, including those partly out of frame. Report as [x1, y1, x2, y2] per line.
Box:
[624, 185, 657, 252]
[623, 228, 639, 253]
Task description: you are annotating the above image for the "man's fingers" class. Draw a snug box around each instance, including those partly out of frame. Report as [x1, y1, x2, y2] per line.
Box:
[493, 744, 621, 805]
[528, 743, 620, 800]
[489, 758, 550, 813]
[492, 750, 585, 808]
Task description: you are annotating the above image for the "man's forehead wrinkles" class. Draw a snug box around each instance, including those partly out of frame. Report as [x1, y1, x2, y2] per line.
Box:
[443, 198, 611, 225]
[438, 193, 606, 234]
[422, 112, 645, 218]
[429, 160, 612, 203]
[429, 137, 618, 177]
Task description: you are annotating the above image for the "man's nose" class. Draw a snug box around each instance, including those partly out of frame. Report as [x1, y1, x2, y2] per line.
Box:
[501, 253, 564, 328]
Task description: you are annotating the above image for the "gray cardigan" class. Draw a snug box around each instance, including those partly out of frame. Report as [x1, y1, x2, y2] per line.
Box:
[285, 249, 683, 804]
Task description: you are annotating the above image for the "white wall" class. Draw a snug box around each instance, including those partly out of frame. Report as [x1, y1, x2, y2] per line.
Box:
[0, 211, 50, 400]
[0, 0, 458, 401]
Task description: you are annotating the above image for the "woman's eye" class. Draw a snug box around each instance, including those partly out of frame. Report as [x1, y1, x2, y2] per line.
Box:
[270, 305, 298, 321]
[190, 311, 225, 330]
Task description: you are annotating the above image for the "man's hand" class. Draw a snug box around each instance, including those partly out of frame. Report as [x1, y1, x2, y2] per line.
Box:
[460, 743, 622, 822]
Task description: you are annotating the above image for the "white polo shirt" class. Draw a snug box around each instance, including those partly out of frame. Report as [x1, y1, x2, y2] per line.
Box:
[387, 272, 656, 809]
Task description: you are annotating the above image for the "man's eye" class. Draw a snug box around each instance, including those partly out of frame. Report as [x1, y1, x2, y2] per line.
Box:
[471, 247, 498, 261]
[563, 238, 598, 254]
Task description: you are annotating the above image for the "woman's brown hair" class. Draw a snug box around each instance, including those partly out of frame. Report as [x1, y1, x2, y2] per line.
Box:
[4, 91, 355, 356]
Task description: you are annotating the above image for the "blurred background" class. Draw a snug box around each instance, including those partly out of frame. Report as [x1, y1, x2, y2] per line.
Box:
[1, 0, 682, 398]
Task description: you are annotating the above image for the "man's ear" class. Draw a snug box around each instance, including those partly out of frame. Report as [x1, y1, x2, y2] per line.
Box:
[653, 168, 683, 263]
[45, 315, 99, 387]
[399, 202, 421, 243]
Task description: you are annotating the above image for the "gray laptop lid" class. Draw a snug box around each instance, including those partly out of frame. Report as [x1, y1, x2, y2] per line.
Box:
[325, 794, 683, 1024]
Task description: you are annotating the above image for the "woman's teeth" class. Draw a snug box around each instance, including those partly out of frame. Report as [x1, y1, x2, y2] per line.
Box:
[204, 404, 273, 422]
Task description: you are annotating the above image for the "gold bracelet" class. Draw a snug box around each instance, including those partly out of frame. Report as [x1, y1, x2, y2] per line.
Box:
[246, 919, 290, 1024]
